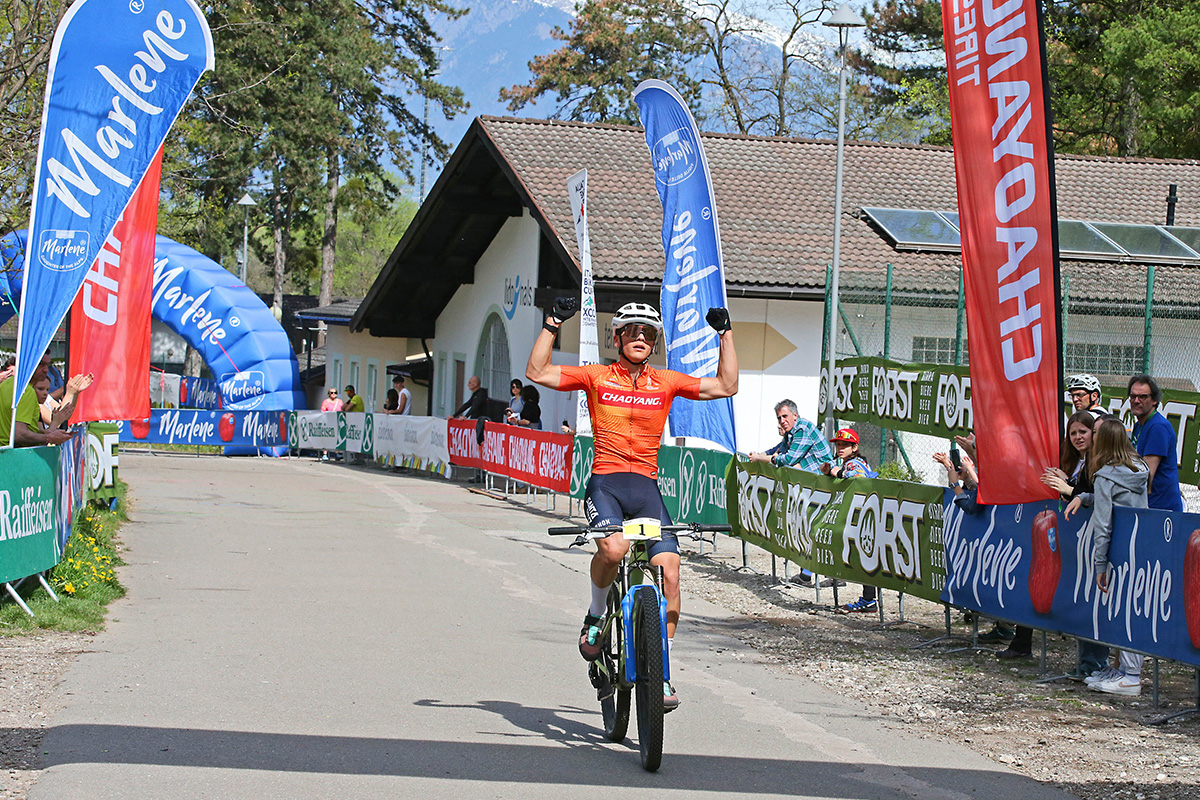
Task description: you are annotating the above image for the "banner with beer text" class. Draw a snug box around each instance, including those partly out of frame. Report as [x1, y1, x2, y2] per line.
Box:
[940, 0, 1061, 504]
[13, 0, 213, 419]
[726, 459, 948, 601]
[69, 150, 162, 423]
[633, 79, 736, 453]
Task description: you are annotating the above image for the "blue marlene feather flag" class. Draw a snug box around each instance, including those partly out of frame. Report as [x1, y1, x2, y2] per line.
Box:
[10, 0, 212, 437]
[633, 80, 736, 453]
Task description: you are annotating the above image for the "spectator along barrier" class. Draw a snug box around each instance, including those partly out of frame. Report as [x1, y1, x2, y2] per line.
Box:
[726, 458, 1200, 669]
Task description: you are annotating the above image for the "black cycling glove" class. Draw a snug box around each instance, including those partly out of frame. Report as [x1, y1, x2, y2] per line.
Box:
[551, 296, 579, 324]
[706, 307, 732, 333]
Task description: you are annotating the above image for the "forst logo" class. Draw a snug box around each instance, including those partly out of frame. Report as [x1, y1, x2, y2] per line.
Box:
[220, 370, 266, 410]
[38, 229, 90, 272]
[651, 128, 698, 186]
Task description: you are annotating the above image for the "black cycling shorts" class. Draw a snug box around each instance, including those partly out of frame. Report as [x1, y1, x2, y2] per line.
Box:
[583, 472, 678, 558]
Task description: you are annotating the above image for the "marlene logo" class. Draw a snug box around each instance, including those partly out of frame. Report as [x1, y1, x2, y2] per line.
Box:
[598, 390, 665, 409]
[38, 230, 90, 272]
[220, 370, 266, 410]
[651, 128, 698, 186]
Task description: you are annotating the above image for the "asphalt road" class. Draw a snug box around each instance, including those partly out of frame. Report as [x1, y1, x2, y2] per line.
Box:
[28, 453, 1079, 799]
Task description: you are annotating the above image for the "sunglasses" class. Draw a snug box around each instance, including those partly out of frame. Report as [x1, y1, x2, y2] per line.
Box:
[619, 324, 659, 344]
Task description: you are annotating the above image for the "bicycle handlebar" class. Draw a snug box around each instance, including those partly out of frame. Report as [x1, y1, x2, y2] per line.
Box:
[548, 523, 732, 538]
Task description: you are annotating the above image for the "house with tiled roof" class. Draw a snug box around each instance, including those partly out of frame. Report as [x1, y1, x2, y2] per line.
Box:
[345, 115, 1200, 448]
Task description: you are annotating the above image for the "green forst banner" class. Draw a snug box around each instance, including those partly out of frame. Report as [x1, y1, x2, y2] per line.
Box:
[822, 355, 1200, 485]
[820, 356, 973, 440]
[86, 423, 120, 501]
[726, 459, 947, 602]
[570, 436, 731, 527]
[0, 445, 62, 585]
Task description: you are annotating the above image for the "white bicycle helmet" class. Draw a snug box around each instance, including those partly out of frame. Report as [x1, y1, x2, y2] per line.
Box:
[612, 302, 663, 332]
[1066, 373, 1101, 394]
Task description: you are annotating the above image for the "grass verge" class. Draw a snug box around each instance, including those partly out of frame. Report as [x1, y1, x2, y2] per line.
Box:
[0, 483, 129, 633]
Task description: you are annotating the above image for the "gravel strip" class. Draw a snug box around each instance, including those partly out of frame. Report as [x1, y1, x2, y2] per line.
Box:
[0, 632, 90, 799]
[681, 539, 1200, 800]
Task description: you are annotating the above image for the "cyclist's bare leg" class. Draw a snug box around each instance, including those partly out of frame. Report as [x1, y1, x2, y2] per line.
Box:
[591, 533, 632, 589]
[650, 551, 681, 638]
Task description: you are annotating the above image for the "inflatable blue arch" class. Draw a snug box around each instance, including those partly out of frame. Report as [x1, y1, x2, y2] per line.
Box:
[0, 230, 304, 420]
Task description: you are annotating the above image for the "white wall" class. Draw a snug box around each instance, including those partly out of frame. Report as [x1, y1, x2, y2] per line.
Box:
[430, 211, 547, 420]
[324, 326, 427, 413]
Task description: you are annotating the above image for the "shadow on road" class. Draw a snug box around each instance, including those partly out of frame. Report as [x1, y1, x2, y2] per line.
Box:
[25, 721, 1081, 796]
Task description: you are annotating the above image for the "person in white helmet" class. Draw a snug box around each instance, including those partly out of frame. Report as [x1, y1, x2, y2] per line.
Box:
[1065, 373, 1110, 419]
[526, 298, 738, 711]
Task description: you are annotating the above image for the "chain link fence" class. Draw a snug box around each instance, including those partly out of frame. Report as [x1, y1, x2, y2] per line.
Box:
[823, 260, 1200, 506]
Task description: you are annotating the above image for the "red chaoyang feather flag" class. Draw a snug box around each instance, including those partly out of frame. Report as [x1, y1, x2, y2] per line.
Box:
[67, 149, 162, 423]
[941, 0, 1062, 503]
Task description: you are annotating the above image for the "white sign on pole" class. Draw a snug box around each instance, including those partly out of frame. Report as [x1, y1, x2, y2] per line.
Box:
[567, 169, 600, 436]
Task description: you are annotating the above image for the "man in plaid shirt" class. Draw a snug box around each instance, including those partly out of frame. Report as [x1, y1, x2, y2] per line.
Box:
[749, 399, 833, 472]
[748, 399, 835, 586]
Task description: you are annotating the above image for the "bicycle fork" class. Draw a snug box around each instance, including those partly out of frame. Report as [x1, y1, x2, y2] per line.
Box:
[621, 564, 670, 683]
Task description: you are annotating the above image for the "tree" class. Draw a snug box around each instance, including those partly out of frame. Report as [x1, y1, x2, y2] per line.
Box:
[0, 0, 68, 235]
[162, 0, 465, 313]
[500, 0, 706, 124]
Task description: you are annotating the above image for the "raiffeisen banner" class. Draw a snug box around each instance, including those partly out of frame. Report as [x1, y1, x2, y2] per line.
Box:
[633, 80, 736, 454]
[12, 0, 213, 421]
[940, 0, 1061, 504]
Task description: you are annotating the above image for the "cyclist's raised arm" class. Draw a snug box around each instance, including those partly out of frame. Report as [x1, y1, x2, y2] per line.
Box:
[526, 297, 579, 389]
[697, 308, 738, 400]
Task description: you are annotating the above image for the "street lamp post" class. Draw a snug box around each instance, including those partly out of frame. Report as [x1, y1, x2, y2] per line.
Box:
[823, 3, 865, 438]
[236, 193, 257, 285]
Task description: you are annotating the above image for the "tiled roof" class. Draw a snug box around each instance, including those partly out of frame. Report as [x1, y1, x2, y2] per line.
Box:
[479, 116, 1200, 303]
[294, 299, 363, 323]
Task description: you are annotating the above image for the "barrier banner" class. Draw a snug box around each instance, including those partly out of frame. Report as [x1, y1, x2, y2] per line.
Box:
[447, 419, 573, 492]
[68, 149, 161, 423]
[632, 79, 736, 453]
[726, 459, 947, 601]
[86, 422, 120, 501]
[290, 410, 342, 451]
[941, 0, 1061, 504]
[943, 496, 1200, 668]
[118, 408, 287, 448]
[58, 427, 88, 549]
[12, 0, 213, 414]
[179, 377, 220, 409]
[570, 435, 730, 526]
[150, 372, 181, 408]
[0, 445, 62, 584]
[821, 356, 973, 439]
[371, 414, 452, 477]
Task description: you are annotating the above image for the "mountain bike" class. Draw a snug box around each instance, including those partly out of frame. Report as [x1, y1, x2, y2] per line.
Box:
[549, 519, 731, 771]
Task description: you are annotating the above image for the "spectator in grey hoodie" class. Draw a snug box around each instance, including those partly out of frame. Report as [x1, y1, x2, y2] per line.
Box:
[1065, 417, 1149, 696]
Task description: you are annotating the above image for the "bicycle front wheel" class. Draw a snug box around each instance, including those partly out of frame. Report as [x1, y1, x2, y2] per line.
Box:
[600, 585, 630, 742]
[633, 585, 664, 772]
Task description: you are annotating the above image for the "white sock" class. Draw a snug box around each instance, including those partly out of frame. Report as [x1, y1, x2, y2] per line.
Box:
[668, 637, 674, 654]
[588, 582, 611, 618]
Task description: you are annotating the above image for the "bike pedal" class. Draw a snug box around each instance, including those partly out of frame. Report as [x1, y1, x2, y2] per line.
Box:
[588, 662, 609, 691]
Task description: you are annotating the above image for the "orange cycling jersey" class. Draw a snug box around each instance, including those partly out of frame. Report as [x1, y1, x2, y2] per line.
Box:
[558, 362, 701, 479]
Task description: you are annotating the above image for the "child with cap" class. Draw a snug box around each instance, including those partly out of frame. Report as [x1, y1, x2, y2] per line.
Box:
[820, 428, 879, 612]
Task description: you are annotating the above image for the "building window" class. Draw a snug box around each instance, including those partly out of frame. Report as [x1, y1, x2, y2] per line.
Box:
[1064, 342, 1144, 376]
[911, 336, 967, 366]
[474, 313, 511, 403]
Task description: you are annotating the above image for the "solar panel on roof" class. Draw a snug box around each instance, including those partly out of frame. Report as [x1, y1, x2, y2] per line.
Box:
[1090, 222, 1199, 261]
[940, 211, 960, 230]
[1056, 221, 1123, 258]
[861, 208, 960, 251]
[1165, 226, 1200, 254]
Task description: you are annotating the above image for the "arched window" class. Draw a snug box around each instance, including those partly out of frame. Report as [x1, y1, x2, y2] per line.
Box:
[474, 312, 511, 405]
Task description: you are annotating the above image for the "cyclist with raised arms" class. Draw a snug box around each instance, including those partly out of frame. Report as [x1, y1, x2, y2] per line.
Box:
[526, 298, 738, 711]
